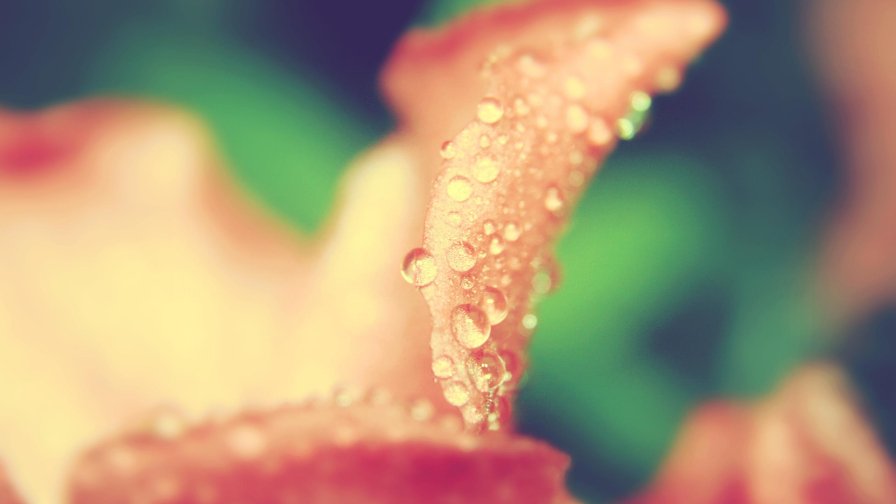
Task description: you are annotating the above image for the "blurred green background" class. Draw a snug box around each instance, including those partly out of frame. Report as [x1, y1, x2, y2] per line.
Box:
[2, 0, 892, 502]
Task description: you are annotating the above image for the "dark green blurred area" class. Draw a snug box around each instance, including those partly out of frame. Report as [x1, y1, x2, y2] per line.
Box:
[2, 0, 890, 502]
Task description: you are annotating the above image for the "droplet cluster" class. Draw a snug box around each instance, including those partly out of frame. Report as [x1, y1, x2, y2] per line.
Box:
[398, 0, 724, 431]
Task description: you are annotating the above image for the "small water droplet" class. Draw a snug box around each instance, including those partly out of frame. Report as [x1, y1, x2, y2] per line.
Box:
[401, 248, 437, 287]
[563, 76, 586, 100]
[479, 135, 491, 149]
[451, 304, 491, 349]
[586, 38, 613, 60]
[477, 97, 504, 124]
[544, 185, 565, 214]
[565, 104, 589, 134]
[497, 134, 509, 145]
[516, 53, 546, 78]
[461, 276, 474, 290]
[587, 118, 612, 147]
[500, 273, 512, 287]
[522, 313, 538, 330]
[503, 222, 521, 242]
[513, 97, 530, 116]
[462, 404, 484, 425]
[432, 355, 455, 379]
[656, 65, 682, 92]
[227, 424, 267, 460]
[480, 286, 508, 324]
[447, 241, 476, 272]
[447, 175, 473, 201]
[483, 220, 497, 235]
[447, 211, 462, 226]
[444, 381, 471, 406]
[488, 235, 505, 255]
[631, 91, 652, 112]
[472, 156, 501, 183]
[410, 399, 435, 421]
[440, 141, 456, 160]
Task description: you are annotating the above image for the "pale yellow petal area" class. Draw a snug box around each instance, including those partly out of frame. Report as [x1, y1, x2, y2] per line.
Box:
[0, 101, 442, 503]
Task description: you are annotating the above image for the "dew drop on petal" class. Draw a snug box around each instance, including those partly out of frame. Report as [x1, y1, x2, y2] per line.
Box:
[565, 104, 589, 134]
[563, 76, 586, 100]
[447, 175, 473, 202]
[587, 117, 613, 147]
[483, 219, 497, 235]
[226, 424, 267, 460]
[480, 286, 508, 325]
[447, 241, 477, 272]
[477, 97, 504, 124]
[466, 352, 507, 393]
[444, 381, 471, 407]
[544, 185, 565, 214]
[432, 355, 455, 379]
[410, 398, 435, 421]
[522, 313, 538, 330]
[656, 65, 683, 92]
[401, 247, 437, 287]
[503, 221, 522, 242]
[513, 97, 531, 116]
[489, 235, 505, 255]
[440, 140, 456, 160]
[479, 135, 492, 149]
[472, 156, 501, 183]
[516, 53, 546, 78]
[451, 304, 491, 349]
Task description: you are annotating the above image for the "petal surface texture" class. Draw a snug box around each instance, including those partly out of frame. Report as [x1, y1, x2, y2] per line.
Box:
[68, 399, 570, 504]
[383, 0, 726, 429]
[629, 364, 896, 504]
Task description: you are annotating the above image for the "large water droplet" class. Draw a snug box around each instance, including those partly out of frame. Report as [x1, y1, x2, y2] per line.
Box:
[447, 175, 473, 202]
[432, 355, 455, 379]
[472, 156, 501, 183]
[466, 352, 507, 393]
[401, 248, 437, 287]
[444, 381, 471, 406]
[446, 241, 476, 272]
[451, 304, 491, 349]
[477, 97, 504, 124]
[480, 286, 508, 324]
[503, 222, 521, 242]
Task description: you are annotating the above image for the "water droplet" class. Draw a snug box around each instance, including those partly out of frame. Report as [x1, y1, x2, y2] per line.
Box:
[587, 118, 612, 147]
[479, 135, 491, 149]
[410, 399, 435, 421]
[563, 76, 586, 100]
[447, 241, 476, 272]
[440, 141, 456, 160]
[565, 104, 589, 134]
[451, 304, 491, 349]
[480, 286, 508, 324]
[516, 53, 546, 78]
[656, 65, 682, 92]
[488, 235, 505, 255]
[472, 156, 501, 183]
[522, 313, 538, 330]
[462, 405, 484, 425]
[503, 222, 521, 242]
[533, 270, 552, 295]
[444, 381, 471, 406]
[544, 185, 565, 214]
[477, 97, 504, 124]
[447, 211, 462, 226]
[401, 248, 437, 287]
[500, 273, 512, 287]
[513, 97, 530, 116]
[483, 220, 497, 235]
[227, 424, 267, 460]
[432, 355, 455, 379]
[631, 91, 652, 112]
[461, 276, 474, 290]
[586, 38, 613, 60]
[447, 175, 473, 201]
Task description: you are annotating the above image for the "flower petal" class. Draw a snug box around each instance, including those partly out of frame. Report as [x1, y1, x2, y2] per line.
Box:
[0, 464, 24, 504]
[68, 398, 570, 504]
[630, 364, 896, 504]
[384, 0, 726, 429]
[0, 102, 444, 501]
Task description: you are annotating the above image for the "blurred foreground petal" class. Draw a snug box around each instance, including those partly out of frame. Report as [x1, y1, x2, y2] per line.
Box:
[0, 465, 23, 504]
[384, 0, 726, 429]
[69, 399, 570, 504]
[630, 363, 896, 504]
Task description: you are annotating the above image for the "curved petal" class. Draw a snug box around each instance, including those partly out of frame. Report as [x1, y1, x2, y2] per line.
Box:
[68, 398, 570, 504]
[0, 102, 443, 502]
[384, 0, 726, 429]
[0, 464, 23, 504]
[630, 364, 896, 504]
